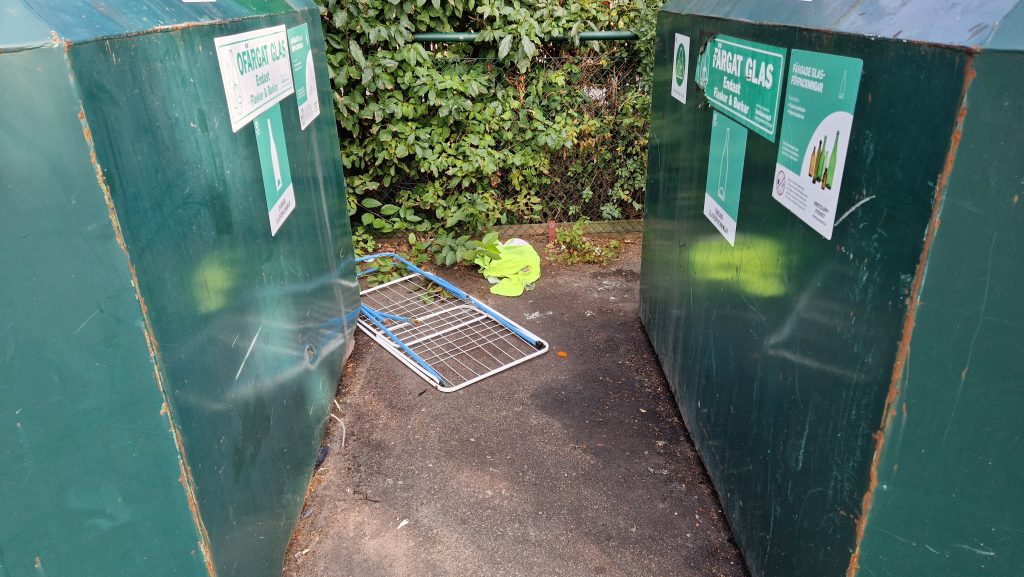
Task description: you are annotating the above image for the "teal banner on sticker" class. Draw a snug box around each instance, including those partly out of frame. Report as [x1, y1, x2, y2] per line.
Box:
[287, 23, 321, 130]
[696, 35, 786, 141]
[704, 111, 748, 246]
[772, 50, 863, 240]
[254, 104, 296, 236]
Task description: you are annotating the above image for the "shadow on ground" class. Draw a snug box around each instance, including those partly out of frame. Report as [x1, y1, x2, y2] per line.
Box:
[283, 236, 749, 577]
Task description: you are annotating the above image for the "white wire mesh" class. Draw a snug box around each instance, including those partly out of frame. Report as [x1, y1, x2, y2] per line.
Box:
[357, 272, 548, 392]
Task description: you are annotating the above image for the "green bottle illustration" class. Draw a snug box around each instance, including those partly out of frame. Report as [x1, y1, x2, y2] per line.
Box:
[717, 127, 730, 201]
[268, 117, 283, 191]
[817, 135, 828, 183]
[827, 131, 839, 189]
[809, 142, 817, 179]
[812, 140, 820, 183]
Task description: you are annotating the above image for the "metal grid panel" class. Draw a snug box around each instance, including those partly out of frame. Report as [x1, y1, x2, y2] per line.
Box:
[360, 274, 462, 322]
[406, 313, 541, 386]
[357, 270, 548, 392]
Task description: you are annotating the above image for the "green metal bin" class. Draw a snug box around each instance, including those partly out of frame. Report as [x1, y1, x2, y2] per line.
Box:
[0, 1, 359, 576]
[640, 2, 1024, 577]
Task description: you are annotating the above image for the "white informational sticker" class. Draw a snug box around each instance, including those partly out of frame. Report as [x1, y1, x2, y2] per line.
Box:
[772, 50, 863, 239]
[287, 24, 321, 130]
[254, 105, 296, 236]
[214, 26, 295, 132]
[703, 112, 748, 245]
[670, 33, 690, 104]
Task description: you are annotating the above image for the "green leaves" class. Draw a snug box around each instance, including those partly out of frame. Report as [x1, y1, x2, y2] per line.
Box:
[498, 34, 513, 59]
[520, 35, 536, 58]
[314, 0, 655, 266]
[349, 40, 366, 68]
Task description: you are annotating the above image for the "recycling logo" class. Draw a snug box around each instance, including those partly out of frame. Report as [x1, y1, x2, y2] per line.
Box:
[670, 34, 691, 104]
[697, 58, 709, 89]
[674, 43, 687, 86]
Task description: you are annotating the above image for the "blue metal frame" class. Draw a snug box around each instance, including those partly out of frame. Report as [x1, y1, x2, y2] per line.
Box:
[356, 253, 546, 349]
[358, 302, 446, 384]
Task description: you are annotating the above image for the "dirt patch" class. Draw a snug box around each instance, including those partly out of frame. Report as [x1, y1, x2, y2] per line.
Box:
[283, 235, 748, 577]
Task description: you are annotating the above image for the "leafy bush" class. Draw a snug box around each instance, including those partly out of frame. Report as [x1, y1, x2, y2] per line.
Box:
[315, 0, 659, 262]
[548, 219, 623, 265]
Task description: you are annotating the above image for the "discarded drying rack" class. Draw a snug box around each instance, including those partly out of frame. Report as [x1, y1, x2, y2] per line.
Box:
[356, 253, 549, 392]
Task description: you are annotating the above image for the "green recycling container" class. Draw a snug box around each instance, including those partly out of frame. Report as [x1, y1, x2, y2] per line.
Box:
[640, 1, 1024, 577]
[0, 1, 359, 576]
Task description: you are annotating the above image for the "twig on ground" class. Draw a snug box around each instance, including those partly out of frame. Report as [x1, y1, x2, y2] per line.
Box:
[330, 413, 346, 449]
[331, 399, 347, 449]
[353, 489, 380, 503]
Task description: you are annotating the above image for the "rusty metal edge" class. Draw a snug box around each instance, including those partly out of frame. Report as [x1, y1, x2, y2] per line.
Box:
[49, 11, 313, 571]
[42, 7, 312, 56]
[73, 93, 219, 577]
[843, 55, 977, 577]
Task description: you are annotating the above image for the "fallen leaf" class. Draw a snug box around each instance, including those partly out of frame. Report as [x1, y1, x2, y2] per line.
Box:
[557, 351, 568, 357]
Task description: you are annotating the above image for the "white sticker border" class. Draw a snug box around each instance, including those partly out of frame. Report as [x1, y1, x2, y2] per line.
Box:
[671, 33, 690, 105]
[214, 25, 295, 133]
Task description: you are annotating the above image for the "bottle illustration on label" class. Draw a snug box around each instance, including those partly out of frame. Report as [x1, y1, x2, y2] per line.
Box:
[818, 138, 824, 181]
[306, 50, 316, 100]
[717, 127, 730, 201]
[809, 142, 817, 178]
[839, 70, 848, 100]
[811, 138, 825, 183]
[818, 135, 828, 184]
[268, 118, 283, 190]
[827, 131, 839, 189]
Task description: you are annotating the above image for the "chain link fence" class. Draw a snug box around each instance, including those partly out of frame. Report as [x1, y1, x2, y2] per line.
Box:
[364, 49, 649, 239]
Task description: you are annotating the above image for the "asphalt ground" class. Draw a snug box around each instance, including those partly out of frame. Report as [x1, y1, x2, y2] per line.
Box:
[283, 235, 749, 577]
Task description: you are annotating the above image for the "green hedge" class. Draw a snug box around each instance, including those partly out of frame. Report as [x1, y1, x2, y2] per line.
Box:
[314, 0, 659, 260]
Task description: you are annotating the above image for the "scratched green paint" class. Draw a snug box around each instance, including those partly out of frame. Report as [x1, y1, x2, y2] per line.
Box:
[0, 14, 208, 577]
[642, 2, 1023, 576]
[2, 2, 360, 577]
[852, 43, 1024, 577]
